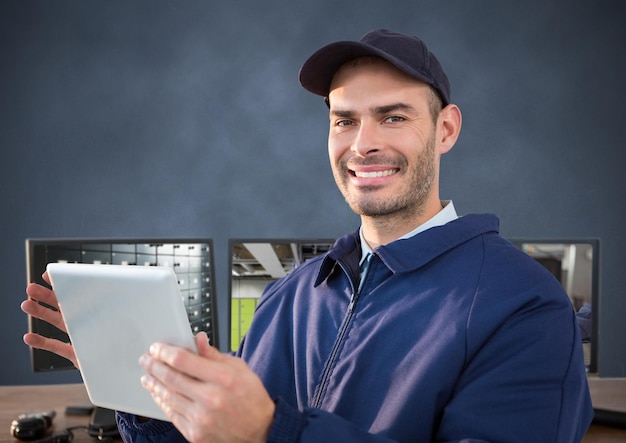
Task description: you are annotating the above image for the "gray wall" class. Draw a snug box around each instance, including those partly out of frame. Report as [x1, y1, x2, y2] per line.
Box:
[1, 1, 624, 385]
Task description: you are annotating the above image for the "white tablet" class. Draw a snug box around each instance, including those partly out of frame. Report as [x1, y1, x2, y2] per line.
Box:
[46, 263, 198, 421]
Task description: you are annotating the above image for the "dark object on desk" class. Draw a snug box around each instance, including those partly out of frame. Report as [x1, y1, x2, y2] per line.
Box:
[33, 429, 73, 443]
[10, 410, 55, 440]
[87, 407, 119, 439]
[64, 405, 93, 417]
[593, 408, 626, 429]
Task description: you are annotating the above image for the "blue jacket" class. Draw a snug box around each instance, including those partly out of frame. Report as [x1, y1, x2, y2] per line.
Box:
[117, 214, 593, 442]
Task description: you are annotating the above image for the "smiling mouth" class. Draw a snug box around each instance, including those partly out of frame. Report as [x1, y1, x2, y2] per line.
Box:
[352, 169, 399, 178]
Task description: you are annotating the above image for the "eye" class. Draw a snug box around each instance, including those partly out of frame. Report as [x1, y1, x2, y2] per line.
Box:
[335, 119, 355, 127]
[384, 115, 405, 123]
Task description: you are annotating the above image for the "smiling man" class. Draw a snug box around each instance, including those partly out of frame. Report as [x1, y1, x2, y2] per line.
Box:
[325, 56, 460, 248]
[23, 30, 593, 442]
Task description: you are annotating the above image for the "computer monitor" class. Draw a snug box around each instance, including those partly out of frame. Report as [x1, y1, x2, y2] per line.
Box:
[228, 238, 335, 352]
[26, 238, 218, 372]
[510, 238, 600, 373]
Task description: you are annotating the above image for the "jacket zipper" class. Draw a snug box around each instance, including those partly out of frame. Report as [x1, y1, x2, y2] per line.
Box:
[310, 257, 369, 408]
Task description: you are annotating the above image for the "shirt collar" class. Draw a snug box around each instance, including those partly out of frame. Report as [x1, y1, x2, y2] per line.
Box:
[359, 200, 458, 265]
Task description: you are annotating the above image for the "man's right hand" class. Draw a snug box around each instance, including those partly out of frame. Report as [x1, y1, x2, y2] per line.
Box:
[21, 272, 78, 368]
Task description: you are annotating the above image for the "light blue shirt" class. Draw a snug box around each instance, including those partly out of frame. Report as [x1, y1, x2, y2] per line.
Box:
[359, 200, 458, 268]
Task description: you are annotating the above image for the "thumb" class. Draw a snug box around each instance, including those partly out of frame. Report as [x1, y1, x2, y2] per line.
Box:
[194, 331, 218, 359]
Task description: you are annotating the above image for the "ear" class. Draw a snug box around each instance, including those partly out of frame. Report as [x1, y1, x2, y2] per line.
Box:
[436, 104, 462, 155]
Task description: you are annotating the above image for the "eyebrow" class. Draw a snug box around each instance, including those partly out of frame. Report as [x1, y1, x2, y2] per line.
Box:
[330, 102, 417, 118]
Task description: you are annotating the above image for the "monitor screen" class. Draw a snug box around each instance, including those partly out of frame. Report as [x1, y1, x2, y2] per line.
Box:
[510, 238, 600, 373]
[228, 239, 335, 352]
[26, 238, 218, 372]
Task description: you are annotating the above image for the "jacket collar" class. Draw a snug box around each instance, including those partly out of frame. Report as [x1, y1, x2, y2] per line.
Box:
[314, 214, 500, 286]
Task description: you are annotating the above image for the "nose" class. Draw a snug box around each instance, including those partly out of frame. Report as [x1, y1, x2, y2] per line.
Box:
[351, 121, 381, 157]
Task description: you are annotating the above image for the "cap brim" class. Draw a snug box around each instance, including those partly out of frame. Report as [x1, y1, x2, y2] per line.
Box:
[298, 40, 436, 98]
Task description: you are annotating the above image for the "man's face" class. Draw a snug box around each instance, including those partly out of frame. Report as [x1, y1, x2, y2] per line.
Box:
[327, 60, 440, 220]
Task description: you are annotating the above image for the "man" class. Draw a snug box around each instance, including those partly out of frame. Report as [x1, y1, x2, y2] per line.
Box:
[23, 29, 593, 442]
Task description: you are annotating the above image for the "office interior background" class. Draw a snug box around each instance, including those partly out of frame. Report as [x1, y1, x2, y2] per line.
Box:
[1, 1, 624, 385]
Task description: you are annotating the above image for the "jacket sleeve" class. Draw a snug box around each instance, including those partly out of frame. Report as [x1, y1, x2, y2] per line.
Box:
[433, 276, 593, 442]
[116, 412, 188, 443]
[115, 401, 396, 443]
[268, 398, 396, 443]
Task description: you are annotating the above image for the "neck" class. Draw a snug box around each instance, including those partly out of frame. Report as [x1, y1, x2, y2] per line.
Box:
[361, 199, 444, 248]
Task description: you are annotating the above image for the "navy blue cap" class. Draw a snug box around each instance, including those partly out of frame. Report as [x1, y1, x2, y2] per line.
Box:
[299, 29, 450, 106]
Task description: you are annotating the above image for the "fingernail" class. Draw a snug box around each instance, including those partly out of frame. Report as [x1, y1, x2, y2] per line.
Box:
[140, 374, 151, 388]
[138, 353, 149, 368]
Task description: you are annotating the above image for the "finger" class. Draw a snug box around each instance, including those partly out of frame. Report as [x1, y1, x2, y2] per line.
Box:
[140, 371, 201, 435]
[195, 331, 215, 358]
[21, 299, 68, 333]
[139, 353, 203, 411]
[140, 372, 178, 417]
[139, 354, 226, 440]
[149, 342, 225, 382]
[23, 332, 78, 367]
[140, 351, 197, 389]
[26, 282, 60, 310]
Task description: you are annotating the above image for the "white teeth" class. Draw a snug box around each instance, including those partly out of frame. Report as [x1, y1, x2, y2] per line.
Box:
[354, 169, 397, 178]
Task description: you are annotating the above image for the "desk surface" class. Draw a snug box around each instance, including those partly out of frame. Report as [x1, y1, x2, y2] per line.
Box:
[1, 380, 625, 442]
[0, 384, 116, 443]
[583, 377, 626, 442]
[587, 376, 626, 412]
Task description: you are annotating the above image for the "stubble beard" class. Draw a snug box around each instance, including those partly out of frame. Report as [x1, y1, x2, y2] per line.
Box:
[334, 135, 437, 219]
